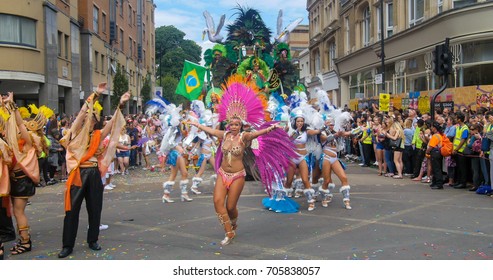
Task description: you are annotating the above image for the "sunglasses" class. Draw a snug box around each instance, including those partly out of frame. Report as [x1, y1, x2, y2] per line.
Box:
[0, 93, 8, 97]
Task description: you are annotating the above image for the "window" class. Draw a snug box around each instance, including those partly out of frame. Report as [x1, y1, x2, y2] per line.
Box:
[328, 3, 333, 24]
[119, 0, 123, 16]
[377, 7, 381, 40]
[128, 5, 132, 24]
[119, 29, 124, 50]
[314, 50, 321, 74]
[101, 54, 105, 75]
[409, 0, 424, 27]
[102, 12, 106, 33]
[453, 0, 478, 8]
[438, 0, 443, 13]
[57, 31, 62, 56]
[344, 16, 350, 54]
[64, 34, 69, 59]
[93, 5, 99, 33]
[0, 14, 36, 47]
[129, 37, 133, 56]
[94, 50, 99, 72]
[386, 2, 394, 37]
[362, 6, 370, 46]
[329, 42, 336, 71]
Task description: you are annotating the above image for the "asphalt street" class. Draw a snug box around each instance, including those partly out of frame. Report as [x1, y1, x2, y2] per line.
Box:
[5, 161, 493, 260]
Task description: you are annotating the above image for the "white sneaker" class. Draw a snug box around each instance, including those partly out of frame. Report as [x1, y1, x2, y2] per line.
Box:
[99, 224, 109, 231]
[358, 163, 365, 166]
[108, 183, 116, 188]
[104, 185, 114, 190]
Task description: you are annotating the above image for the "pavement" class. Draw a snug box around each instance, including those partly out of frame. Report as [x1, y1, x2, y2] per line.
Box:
[4, 159, 493, 260]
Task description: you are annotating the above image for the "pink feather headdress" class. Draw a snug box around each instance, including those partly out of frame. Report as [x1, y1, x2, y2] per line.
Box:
[217, 75, 264, 126]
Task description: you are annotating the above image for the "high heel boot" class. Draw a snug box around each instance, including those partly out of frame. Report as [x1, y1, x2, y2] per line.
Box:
[162, 181, 175, 203]
[180, 180, 193, 202]
[293, 179, 303, 198]
[217, 213, 235, 246]
[190, 177, 202, 194]
[340, 185, 352, 210]
[304, 189, 316, 211]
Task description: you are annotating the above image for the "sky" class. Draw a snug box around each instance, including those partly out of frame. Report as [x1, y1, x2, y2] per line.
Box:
[153, 0, 309, 58]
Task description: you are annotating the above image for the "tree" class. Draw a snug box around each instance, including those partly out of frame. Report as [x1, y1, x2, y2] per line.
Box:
[140, 74, 152, 106]
[161, 75, 187, 105]
[112, 63, 129, 109]
[155, 25, 202, 81]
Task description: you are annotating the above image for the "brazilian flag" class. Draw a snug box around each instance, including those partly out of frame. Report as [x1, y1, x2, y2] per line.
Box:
[175, 60, 206, 101]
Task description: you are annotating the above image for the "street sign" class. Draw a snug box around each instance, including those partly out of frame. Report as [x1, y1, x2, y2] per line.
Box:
[375, 73, 382, 84]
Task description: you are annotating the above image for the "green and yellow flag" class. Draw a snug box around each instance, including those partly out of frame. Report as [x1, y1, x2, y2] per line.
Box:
[175, 60, 206, 101]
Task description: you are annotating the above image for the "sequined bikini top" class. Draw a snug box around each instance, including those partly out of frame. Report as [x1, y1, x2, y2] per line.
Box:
[222, 131, 244, 166]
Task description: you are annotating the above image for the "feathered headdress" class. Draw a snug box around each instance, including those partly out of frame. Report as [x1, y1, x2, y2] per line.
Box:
[19, 107, 30, 119]
[145, 96, 171, 116]
[218, 75, 264, 126]
[206, 87, 222, 107]
[0, 113, 5, 133]
[274, 42, 291, 61]
[39, 105, 55, 120]
[28, 104, 39, 115]
[0, 107, 9, 122]
[25, 112, 47, 132]
[212, 44, 227, 57]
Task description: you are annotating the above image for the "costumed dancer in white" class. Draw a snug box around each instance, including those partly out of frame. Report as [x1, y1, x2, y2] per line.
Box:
[316, 90, 353, 209]
[144, 97, 192, 203]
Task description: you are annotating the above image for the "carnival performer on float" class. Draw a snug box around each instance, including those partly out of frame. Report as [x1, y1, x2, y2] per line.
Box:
[0, 114, 15, 260]
[237, 56, 270, 94]
[189, 75, 297, 246]
[1, 92, 40, 256]
[57, 83, 129, 258]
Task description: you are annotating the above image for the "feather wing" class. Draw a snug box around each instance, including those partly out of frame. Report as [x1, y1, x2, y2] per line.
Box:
[250, 122, 298, 195]
[203, 10, 215, 34]
[216, 14, 226, 35]
[284, 17, 303, 33]
[277, 10, 283, 36]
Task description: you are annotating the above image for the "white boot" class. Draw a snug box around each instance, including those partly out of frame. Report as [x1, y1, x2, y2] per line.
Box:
[191, 177, 202, 194]
[340, 185, 351, 210]
[303, 189, 316, 211]
[180, 180, 193, 202]
[320, 188, 333, 208]
[162, 181, 175, 203]
[286, 188, 293, 198]
[311, 183, 320, 201]
[293, 179, 303, 198]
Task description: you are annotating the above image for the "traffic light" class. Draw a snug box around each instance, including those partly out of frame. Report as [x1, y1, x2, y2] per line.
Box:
[433, 44, 452, 76]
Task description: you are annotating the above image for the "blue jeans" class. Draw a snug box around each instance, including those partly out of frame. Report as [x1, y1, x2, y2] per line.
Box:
[129, 149, 137, 167]
[384, 149, 396, 174]
[480, 156, 490, 185]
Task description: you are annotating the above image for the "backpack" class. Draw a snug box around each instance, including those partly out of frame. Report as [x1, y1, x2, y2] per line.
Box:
[439, 135, 453, 157]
